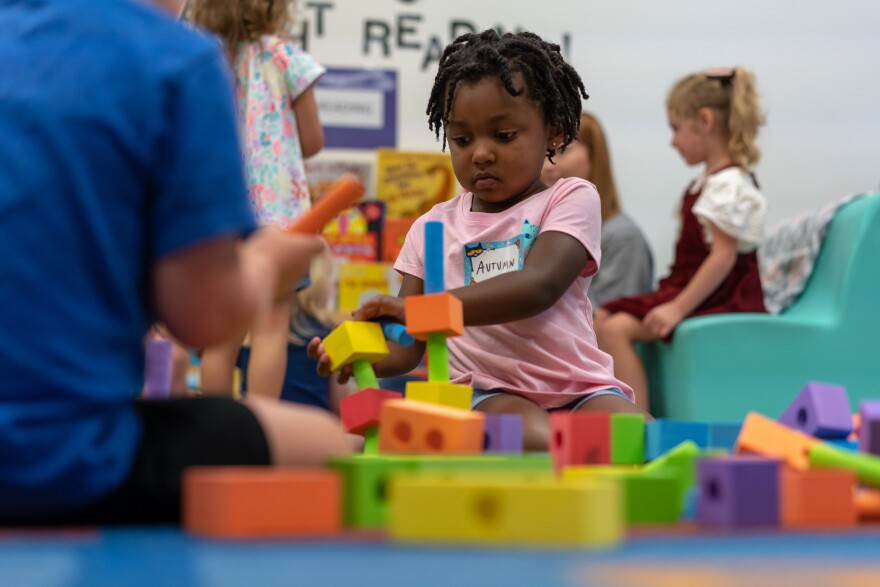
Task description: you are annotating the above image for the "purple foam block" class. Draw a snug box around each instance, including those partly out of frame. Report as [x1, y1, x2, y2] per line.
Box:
[697, 456, 780, 528]
[779, 381, 852, 439]
[859, 401, 880, 456]
[143, 338, 173, 400]
[483, 413, 523, 453]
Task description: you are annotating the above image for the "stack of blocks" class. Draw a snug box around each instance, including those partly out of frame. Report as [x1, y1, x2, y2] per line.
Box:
[175, 205, 880, 544]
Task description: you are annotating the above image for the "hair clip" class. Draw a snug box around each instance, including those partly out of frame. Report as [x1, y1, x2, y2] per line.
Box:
[706, 67, 736, 86]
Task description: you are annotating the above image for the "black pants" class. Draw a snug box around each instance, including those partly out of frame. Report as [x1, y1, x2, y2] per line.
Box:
[2, 397, 270, 526]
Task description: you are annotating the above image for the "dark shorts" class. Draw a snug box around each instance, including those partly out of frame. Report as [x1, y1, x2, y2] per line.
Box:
[2, 397, 270, 526]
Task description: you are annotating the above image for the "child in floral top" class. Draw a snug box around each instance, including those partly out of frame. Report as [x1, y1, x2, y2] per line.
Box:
[189, 0, 326, 398]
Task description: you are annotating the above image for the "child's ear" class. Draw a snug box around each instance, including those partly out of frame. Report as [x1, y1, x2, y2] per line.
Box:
[696, 107, 716, 133]
[547, 124, 564, 151]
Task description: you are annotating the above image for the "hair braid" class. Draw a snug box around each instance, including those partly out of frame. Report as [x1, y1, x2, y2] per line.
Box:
[426, 29, 588, 158]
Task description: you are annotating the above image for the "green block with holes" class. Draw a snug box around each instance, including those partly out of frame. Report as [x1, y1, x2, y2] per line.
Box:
[329, 453, 553, 528]
[610, 414, 646, 464]
[329, 455, 420, 528]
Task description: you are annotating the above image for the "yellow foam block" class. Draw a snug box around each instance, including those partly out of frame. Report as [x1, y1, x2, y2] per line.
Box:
[323, 321, 389, 372]
[388, 472, 623, 548]
[405, 381, 473, 410]
[379, 398, 484, 454]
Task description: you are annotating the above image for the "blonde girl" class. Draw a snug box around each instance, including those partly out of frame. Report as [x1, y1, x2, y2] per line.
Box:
[595, 67, 767, 412]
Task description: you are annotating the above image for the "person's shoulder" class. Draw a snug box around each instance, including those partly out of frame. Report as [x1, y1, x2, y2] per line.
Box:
[546, 177, 600, 208]
[92, 0, 225, 78]
[705, 166, 758, 190]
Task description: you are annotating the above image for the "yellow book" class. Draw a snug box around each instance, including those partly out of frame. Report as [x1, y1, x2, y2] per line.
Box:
[376, 149, 458, 219]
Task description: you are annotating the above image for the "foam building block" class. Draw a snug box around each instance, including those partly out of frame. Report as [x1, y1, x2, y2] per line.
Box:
[483, 413, 524, 453]
[735, 412, 817, 471]
[697, 456, 780, 528]
[340, 388, 402, 435]
[405, 292, 464, 340]
[643, 441, 700, 513]
[610, 414, 645, 465]
[827, 439, 859, 452]
[549, 412, 610, 472]
[809, 442, 880, 488]
[329, 453, 551, 528]
[645, 419, 709, 461]
[143, 338, 173, 400]
[379, 399, 484, 454]
[854, 489, 880, 520]
[405, 380, 472, 410]
[778, 381, 852, 439]
[780, 468, 857, 528]
[564, 467, 679, 525]
[707, 422, 742, 452]
[859, 401, 880, 456]
[849, 412, 860, 442]
[183, 467, 341, 538]
[388, 473, 623, 548]
[323, 321, 389, 373]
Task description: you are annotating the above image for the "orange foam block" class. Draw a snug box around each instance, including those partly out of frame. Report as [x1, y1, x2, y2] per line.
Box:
[379, 398, 484, 454]
[183, 467, 341, 538]
[405, 292, 464, 340]
[780, 468, 857, 528]
[285, 174, 365, 234]
[855, 488, 880, 520]
[735, 412, 818, 471]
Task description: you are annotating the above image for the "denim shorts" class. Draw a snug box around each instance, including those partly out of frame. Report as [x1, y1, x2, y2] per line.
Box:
[471, 387, 632, 411]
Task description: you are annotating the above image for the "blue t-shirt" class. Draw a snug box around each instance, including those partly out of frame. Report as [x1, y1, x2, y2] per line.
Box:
[0, 0, 256, 515]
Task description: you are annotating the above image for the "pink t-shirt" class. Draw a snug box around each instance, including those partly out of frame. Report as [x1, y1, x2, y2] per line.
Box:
[395, 177, 634, 408]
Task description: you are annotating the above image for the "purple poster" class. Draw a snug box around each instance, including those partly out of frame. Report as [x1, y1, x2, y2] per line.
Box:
[316, 67, 397, 149]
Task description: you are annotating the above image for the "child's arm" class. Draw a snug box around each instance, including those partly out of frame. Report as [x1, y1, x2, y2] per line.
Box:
[643, 222, 738, 337]
[308, 273, 427, 382]
[154, 228, 323, 349]
[450, 231, 588, 325]
[292, 86, 323, 158]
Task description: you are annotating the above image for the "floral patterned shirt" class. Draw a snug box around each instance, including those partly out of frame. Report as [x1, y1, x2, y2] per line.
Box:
[234, 36, 325, 227]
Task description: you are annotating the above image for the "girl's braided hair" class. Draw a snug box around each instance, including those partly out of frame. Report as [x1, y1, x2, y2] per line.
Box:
[426, 29, 588, 160]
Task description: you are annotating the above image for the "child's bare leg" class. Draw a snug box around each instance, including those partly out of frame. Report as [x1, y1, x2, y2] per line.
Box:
[246, 296, 293, 399]
[244, 395, 351, 465]
[200, 339, 242, 396]
[474, 393, 550, 451]
[574, 393, 653, 420]
[595, 312, 656, 413]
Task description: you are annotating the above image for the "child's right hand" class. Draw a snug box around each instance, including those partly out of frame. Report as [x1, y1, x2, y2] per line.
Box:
[307, 336, 354, 384]
[353, 295, 406, 323]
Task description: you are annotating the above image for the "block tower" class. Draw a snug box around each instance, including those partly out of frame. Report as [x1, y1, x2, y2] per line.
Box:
[325, 320, 401, 454]
[404, 221, 472, 409]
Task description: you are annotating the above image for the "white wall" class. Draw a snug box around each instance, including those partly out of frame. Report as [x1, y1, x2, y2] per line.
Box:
[303, 0, 880, 278]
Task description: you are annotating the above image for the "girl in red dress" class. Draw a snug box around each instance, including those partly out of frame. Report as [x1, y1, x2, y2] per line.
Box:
[595, 67, 767, 412]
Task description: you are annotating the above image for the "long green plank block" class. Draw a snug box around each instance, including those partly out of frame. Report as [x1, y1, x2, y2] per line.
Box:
[329, 453, 553, 528]
[809, 442, 880, 488]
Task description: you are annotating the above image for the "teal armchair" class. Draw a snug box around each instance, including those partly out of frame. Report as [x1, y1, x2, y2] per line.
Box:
[643, 192, 880, 421]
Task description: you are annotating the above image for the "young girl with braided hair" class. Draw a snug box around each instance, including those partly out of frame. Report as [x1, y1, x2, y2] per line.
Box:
[595, 67, 768, 412]
[309, 30, 647, 450]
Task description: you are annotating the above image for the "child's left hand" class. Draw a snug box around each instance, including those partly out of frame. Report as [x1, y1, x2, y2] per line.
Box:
[643, 302, 686, 338]
[353, 294, 406, 323]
